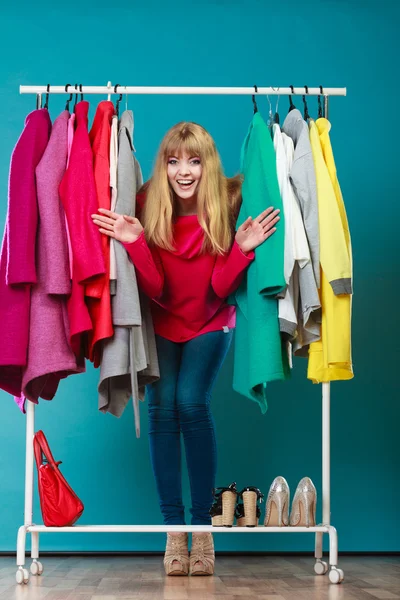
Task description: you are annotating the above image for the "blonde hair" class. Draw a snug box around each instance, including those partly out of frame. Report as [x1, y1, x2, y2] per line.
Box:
[141, 122, 242, 254]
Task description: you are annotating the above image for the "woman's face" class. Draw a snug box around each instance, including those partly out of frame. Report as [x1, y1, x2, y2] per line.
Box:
[167, 151, 202, 201]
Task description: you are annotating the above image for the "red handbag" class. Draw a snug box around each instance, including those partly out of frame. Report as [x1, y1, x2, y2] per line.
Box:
[33, 430, 84, 527]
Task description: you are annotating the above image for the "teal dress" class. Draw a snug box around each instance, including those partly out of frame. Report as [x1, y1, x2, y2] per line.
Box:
[229, 113, 289, 413]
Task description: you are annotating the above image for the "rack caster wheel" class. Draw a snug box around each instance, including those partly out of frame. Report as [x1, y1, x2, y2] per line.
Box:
[16, 567, 29, 585]
[329, 567, 344, 584]
[314, 559, 328, 575]
[30, 560, 43, 576]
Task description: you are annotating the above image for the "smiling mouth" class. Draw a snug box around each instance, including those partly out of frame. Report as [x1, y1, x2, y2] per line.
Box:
[176, 180, 195, 188]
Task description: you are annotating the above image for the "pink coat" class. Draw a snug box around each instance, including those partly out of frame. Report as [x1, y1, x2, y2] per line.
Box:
[0, 109, 51, 397]
[59, 101, 105, 355]
[21, 110, 84, 405]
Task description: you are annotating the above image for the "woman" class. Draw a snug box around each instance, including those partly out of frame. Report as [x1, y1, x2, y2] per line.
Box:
[92, 122, 280, 576]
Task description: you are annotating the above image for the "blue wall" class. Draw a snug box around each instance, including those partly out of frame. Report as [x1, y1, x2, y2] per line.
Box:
[0, 0, 398, 552]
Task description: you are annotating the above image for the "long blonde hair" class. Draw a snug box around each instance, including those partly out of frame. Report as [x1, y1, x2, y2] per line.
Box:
[141, 122, 242, 254]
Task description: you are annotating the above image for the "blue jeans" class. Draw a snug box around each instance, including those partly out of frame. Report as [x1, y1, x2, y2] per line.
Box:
[147, 330, 233, 525]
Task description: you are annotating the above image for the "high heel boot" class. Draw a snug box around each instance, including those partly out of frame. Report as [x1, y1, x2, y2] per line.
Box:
[163, 532, 189, 576]
[190, 532, 215, 576]
[264, 476, 290, 527]
[289, 477, 317, 527]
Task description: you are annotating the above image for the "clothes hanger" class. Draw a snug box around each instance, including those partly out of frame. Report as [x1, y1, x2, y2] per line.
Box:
[73, 83, 78, 111]
[288, 84, 296, 112]
[266, 93, 273, 126]
[114, 83, 123, 117]
[272, 87, 280, 124]
[318, 85, 324, 118]
[302, 85, 310, 120]
[65, 83, 73, 111]
[252, 84, 258, 114]
[42, 84, 50, 110]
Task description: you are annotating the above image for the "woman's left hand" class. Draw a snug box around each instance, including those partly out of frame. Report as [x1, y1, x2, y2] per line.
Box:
[235, 207, 280, 254]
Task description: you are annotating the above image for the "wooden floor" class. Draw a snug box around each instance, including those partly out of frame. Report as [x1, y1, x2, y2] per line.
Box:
[0, 554, 399, 600]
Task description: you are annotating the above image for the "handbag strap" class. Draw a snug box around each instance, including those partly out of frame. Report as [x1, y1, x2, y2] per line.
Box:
[33, 430, 61, 470]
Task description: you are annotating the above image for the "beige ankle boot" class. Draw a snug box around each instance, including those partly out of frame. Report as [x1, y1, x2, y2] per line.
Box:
[164, 533, 189, 576]
[190, 532, 215, 576]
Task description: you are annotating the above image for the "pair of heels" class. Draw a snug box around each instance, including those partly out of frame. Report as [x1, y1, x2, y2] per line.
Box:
[264, 476, 317, 527]
[164, 532, 214, 576]
[210, 482, 264, 527]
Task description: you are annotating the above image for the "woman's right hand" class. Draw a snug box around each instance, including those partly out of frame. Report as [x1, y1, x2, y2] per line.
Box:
[91, 208, 144, 244]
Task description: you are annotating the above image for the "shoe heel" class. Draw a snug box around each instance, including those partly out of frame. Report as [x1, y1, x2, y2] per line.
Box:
[289, 477, 317, 527]
[238, 487, 264, 527]
[242, 491, 257, 527]
[210, 482, 237, 527]
[302, 492, 316, 527]
[264, 476, 290, 527]
[221, 490, 236, 527]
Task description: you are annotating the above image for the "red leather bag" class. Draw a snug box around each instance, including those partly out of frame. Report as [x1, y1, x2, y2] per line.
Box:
[33, 430, 84, 527]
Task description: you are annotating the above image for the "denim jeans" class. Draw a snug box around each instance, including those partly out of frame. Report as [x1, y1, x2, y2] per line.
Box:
[146, 330, 233, 525]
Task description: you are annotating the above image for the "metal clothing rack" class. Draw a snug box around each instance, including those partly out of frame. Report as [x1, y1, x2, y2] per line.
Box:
[15, 83, 346, 586]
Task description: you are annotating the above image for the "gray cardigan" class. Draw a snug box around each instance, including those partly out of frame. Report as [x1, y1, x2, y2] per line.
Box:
[98, 110, 159, 437]
[282, 109, 321, 354]
[282, 109, 320, 288]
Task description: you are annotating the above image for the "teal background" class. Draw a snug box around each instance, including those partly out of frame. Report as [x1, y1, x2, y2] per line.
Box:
[0, 0, 398, 553]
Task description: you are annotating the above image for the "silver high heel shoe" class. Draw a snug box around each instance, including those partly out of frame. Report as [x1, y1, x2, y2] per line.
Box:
[289, 477, 317, 527]
[264, 476, 290, 527]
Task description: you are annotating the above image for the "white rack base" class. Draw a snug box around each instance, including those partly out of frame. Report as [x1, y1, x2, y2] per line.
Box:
[16, 521, 343, 585]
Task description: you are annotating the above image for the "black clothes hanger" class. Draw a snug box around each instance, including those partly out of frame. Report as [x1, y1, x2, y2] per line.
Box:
[73, 84, 84, 112]
[65, 83, 73, 111]
[73, 83, 79, 110]
[318, 85, 324, 118]
[288, 85, 296, 112]
[114, 83, 123, 117]
[252, 84, 258, 114]
[302, 85, 310, 120]
[273, 88, 280, 124]
[42, 84, 50, 110]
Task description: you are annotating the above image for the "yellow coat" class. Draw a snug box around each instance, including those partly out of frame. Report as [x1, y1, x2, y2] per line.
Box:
[308, 119, 353, 383]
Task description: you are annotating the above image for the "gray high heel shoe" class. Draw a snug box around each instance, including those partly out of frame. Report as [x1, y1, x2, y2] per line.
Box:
[289, 477, 317, 527]
[264, 476, 290, 527]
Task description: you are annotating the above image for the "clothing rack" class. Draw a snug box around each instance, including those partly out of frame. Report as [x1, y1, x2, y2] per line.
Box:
[15, 83, 346, 586]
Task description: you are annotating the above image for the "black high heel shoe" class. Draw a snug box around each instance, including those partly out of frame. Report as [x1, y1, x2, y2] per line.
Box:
[236, 486, 264, 527]
[209, 482, 238, 527]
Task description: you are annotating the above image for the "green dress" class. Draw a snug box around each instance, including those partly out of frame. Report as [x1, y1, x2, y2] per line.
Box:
[229, 113, 289, 413]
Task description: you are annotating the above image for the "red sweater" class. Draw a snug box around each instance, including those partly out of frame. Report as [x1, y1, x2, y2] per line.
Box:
[123, 214, 254, 343]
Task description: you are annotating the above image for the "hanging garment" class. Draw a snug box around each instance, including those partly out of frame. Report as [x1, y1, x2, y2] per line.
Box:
[109, 113, 118, 294]
[282, 110, 321, 354]
[308, 119, 353, 382]
[282, 108, 320, 288]
[86, 101, 115, 366]
[21, 110, 84, 405]
[64, 112, 75, 279]
[59, 101, 105, 357]
[0, 109, 51, 397]
[281, 131, 321, 354]
[59, 102, 105, 284]
[98, 110, 159, 437]
[273, 125, 309, 339]
[228, 113, 288, 413]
